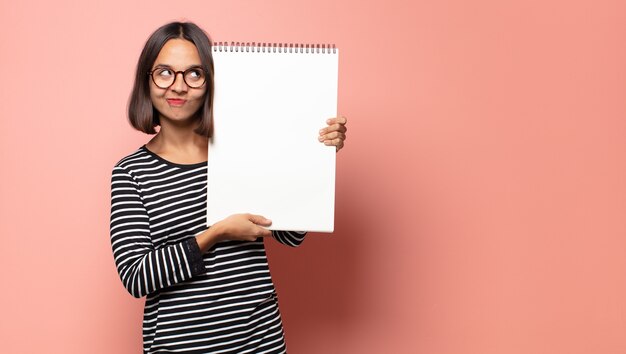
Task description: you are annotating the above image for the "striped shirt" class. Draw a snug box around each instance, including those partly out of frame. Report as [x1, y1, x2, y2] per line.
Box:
[110, 146, 306, 353]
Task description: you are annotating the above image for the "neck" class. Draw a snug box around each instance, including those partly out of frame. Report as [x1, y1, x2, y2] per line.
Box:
[158, 120, 206, 146]
[146, 118, 209, 163]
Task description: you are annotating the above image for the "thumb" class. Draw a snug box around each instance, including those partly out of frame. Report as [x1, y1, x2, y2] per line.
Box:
[248, 214, 272, 226]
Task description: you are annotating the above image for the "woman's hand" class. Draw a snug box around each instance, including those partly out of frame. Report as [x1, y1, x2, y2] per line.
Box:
[214, 213, 272, 242]
[196, 214, 272, 252]
[319, 116, 348, 152]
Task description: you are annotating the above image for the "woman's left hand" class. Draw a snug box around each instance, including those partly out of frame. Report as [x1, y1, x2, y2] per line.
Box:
[319, 116, 348, 152]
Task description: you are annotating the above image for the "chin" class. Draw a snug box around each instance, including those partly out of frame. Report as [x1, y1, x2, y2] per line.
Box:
[167, 114, 200, 125]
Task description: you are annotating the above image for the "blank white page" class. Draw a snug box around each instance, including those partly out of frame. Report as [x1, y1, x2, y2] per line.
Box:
[207, 44, 338, 232]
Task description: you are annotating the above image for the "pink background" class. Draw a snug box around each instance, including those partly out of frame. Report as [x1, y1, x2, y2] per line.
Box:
[1, 0, 626, 353]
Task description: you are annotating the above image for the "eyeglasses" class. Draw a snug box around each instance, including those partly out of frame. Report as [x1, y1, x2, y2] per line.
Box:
[148, 66, 207, 89]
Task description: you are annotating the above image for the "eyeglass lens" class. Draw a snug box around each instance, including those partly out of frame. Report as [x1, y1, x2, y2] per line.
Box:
[151, 67, 206, 88]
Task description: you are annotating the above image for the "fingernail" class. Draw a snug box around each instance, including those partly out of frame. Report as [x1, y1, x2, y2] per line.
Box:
[326, 119, 331, 124]
[318, 136, 324, 141]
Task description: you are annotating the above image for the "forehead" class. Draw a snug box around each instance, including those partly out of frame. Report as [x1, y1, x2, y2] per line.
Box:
[153, 38, 202, 68]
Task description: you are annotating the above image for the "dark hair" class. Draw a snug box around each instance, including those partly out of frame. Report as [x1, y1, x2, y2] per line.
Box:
[128, 22, 214, 136]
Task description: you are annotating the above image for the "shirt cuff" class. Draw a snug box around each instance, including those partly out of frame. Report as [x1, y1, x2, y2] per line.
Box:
[182, 238, 206, 277]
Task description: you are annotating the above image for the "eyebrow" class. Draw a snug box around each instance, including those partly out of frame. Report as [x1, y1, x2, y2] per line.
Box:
[152, 64, 203, 70]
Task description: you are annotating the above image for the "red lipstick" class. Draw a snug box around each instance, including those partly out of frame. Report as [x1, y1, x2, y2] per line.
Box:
[166, 98, 186, 106]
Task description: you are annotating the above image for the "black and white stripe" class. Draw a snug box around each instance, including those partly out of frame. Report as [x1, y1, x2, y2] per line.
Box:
[110, 146, 306, 353]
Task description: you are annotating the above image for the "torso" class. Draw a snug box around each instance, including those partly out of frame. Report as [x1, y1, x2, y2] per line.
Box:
[111, 146, 286, 353]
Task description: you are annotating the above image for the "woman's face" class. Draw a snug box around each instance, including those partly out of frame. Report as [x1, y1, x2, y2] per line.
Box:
[149, 38, 207, 126]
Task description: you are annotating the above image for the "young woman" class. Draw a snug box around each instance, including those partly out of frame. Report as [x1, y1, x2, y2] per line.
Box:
[110, 22, 347, 353]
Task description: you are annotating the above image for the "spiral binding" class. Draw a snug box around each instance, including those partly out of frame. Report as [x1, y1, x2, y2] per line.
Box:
[212, 42, 337, 54]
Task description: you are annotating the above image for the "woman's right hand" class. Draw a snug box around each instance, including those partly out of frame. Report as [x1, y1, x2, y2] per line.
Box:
[214, 213, 273, 242]
[196, 213, 272, 252]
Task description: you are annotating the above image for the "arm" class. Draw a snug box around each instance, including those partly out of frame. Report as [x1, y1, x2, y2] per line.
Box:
[109, 166, 207, 298]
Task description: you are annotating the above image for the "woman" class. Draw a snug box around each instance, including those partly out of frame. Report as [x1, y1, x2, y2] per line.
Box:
[110, 21, 347, 353]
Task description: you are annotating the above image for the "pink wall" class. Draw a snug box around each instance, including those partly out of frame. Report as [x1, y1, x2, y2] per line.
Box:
[1, 0, 626, 353]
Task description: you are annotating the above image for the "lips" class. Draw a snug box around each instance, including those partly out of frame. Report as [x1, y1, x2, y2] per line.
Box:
[166, 98, 187, 106]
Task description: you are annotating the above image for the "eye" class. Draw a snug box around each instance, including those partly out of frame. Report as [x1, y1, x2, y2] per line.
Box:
[188, 69, 203, 79]
[156, 68, 173, 77]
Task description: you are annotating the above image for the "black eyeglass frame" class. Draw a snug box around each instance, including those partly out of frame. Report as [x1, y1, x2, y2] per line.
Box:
[147, 66, 207, 89]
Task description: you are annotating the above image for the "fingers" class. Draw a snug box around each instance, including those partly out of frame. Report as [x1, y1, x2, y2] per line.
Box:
[327, 116, 347, 125]
[319, 134, 345, 151]
[318, 131, 346, 142]
[246, 214, 272, 238]
[219, 214, 273, 242]
[319, 116, 348, 152]
[322, 137, 343, 146]
[319, 123, 347, 135]
[247, 214, 272, 227]
[334, 140, 344, 151]
[320, 116, 348, 133]
[255, 226, 272, 238]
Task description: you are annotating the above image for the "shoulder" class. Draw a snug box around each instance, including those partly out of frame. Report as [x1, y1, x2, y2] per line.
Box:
[112, 146, 154, 174]
[111, 147, 159, 187]
[111, 146, 157, 189]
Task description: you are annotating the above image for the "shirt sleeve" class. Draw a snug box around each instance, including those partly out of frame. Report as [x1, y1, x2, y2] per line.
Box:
[109, 165, 207, 298]
[271, 230, 307, 247]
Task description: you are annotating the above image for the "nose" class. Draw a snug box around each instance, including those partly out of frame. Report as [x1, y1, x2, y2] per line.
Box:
[170, 72, 188, 93]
